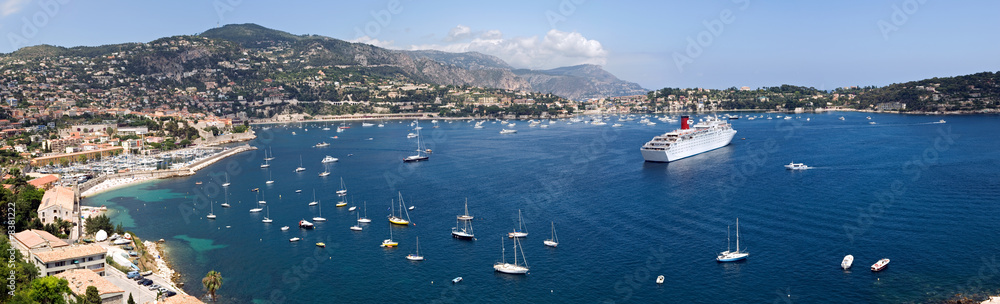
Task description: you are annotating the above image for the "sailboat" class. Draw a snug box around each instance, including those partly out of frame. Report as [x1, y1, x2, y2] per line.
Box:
[266, 170, 274, 184]
[336, 195, 348, 207]
[507, 209, 528, 238]
[221, 172, 230, 187]
[544, 222, 559, 247]
[381, 223, 398, 247]
[220, 188, 230, 208]
[295, 155, 306, 172]
[260, 155, 270, 168]
[451, 218, 474, 240]
[319, 162, 331, 177]
[265, 146, 275, 161]
[716, 218, 749, 262]
[257, 190, 266, 204]
[403, 122, 429, 162]
[207, 201, 216, 219]
[262, 206, 273, 223]
[388, 193, 412, 225]
[493, 235, 528, 274]
[336, 178, 347, 196]
[351, 213, 363, 231]
[406, 237, 424, 261]
[456, 198, 474, 221]
[309, 190, 318, 206]
[312, 199, 327, 222]
[357, 201, 371, 223]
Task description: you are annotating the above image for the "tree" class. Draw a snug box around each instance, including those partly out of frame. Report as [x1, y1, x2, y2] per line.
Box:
[202, 270, 223, 301]
[127, 293, 136, 304]
[84, 214, 114, 236]
[82, 286, 102, 304]
[0, 235, 39, 303]
[24, 276, 73, 304]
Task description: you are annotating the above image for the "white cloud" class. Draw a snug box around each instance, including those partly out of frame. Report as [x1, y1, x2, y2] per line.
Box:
[410, 27, 608, 70]
[350, 35, 395, 49]
[1, 0, 29, 17]
[445, 25, 472, 42]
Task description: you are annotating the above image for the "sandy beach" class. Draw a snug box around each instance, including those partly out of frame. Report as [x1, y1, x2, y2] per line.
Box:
[80, 175, 158, 198]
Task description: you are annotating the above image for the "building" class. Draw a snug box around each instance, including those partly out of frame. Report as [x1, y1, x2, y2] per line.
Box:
[27, 174, 60, 190]
[158, 294, 203, 304]
[11, 229, 69, 259]
[115, 126, 148, 136]
[38, 186, 78, 226]
[30, 244, 107, 276]
[54, 269, 124, 304]
[31, 146, 124, 166]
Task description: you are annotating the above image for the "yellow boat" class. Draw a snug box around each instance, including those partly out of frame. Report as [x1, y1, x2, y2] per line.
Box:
[336, 201, 348, 207]
[316, 242, 326, 248]
[388, 217, 410, 225]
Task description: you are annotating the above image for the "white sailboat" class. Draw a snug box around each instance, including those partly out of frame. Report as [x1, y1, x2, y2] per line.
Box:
[494, 235, 528, 274]
[507, 209, 528, 238]
[220, 188, 230, 208]
[388, 193, 412, 225]
[456, 198, 473, 221]
[295, 155, 306, 172]
[221, 172, 230, 187]
[336, 178, 347, 196]
[319, 161, 331, 177]
[716, 218, 748, 262]
[351, 213, 363, 231]
[544, 222, 559, 247]
[265, 146, 275, 161]
[406, 237, 424, 261]
[309, 190, 318, 206]
[262, 206, 273, 223]
[312, 199, 326, 222]
[266, 170, 274, 184]
[357, 201, 371, 223]
[257, 190, 266, 205]
[206, 201, 216, 219]
[451, 218, 474, 240]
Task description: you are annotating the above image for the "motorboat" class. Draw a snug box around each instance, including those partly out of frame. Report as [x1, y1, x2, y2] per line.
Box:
[281, 226, 289, 231]
[784, 163, 811, 170]
[500, 129, 517, 134]
[842, 255, 854, 270]
[299, 220, 314, 229]
[321, 156, 338, 163]
[289, 237, 300, 242]
[871, 258, 890, 272]
[452, 277, 463, 284]
[656, 275, 665, 284]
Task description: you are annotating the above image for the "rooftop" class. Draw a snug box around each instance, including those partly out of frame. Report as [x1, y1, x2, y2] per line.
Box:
[27, 174, 59, 188]
[39, 186, 75, 212]
[33, 244, 106, 263]
[54, 269, 123, 296]
[158, 294, 204, 304]
[12, 229, 69, 250]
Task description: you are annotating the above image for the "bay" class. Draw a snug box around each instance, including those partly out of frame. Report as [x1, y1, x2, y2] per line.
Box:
[84, 113, 1000, 303]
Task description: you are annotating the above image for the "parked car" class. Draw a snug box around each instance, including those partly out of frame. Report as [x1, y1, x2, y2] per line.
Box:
[164, 291, 177, 297]
[128, 251, 138, 257]
[140, 279, 153, 286]
[126, 271, 139, 279]
[122, 245, 134, 250]
[148, 284, 160, 290]
[157, 287, 169, 293]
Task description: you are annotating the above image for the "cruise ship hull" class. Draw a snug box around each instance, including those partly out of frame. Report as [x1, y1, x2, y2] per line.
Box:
[641, 129, 736, 162]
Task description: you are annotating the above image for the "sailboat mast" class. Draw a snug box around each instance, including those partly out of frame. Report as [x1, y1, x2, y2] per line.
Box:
[736, 218, 740, 252]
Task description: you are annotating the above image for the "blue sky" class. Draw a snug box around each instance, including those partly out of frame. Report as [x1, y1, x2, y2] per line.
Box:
[2, 0, 998, 90]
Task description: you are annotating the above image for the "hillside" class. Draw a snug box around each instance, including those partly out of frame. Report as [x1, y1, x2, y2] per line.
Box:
[514, 64, 649, 100]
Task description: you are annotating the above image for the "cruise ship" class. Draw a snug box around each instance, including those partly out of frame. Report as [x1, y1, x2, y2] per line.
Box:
[640, 116, 737, 162]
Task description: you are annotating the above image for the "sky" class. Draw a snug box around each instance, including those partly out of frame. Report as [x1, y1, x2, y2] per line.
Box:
[1, 0, 998, 91]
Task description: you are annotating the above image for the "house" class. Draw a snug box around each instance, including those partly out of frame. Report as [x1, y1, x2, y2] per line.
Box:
[38, 186, 77, 226]
[11, 229, 69, 259]
[157, 294, 204, 304]
[27, 174, 60, 190]
[54, 269, 124, 304]
[30, 244, 107, 276]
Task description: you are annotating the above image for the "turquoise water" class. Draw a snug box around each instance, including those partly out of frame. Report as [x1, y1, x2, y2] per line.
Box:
[85, 113, 1000, 303]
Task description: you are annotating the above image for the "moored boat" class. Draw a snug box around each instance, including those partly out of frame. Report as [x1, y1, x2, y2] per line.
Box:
[871, 258, 889, 272]
[842, 255, 854, 270]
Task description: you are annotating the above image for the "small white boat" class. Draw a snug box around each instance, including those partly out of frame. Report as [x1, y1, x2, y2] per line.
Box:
[839, 116, 845, 120]
[842, 255, 854, 270]
[314, 142, 330, 148]
[869, 121, 877, 125]
[337, 178, 348, 196]
[249, 207, 263, 213]
[612, 123, 623, 127]
[299, 219, 314, 229]
[407, 133, 418, 138]
[295, 156, 306, 172]
[452, 277, 463, 284]
[351, 213, 364, 231]
[408, 206, 415, 210]
[207, 201, 217, 219]
[406, 237, 424, 261]
[507, 209, 528, 238]
[321, 156, 338, 163]
[457, 198, 474, 221]
[656, 275, 665, 284]
[358, 201, 371, 223]
[543, 222, 559, 247]
[871, 258, 889, 272]
[313, 199, 327, 222]
[289, 237, 300, 242]
[362, 122, 375, 127]
[281, 226, 289, 231]
[938, 119, 946, 124]
[381, 223, 398, 247]
[262, 206, 273, 223]
[500, 129, 517, 134]
[784, 163, 811, 170]
[866, 116, 872, 120]
[348, 206, 356, 211]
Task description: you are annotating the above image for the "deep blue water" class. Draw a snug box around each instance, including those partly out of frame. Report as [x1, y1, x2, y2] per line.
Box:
[85, 113, 1000, 303]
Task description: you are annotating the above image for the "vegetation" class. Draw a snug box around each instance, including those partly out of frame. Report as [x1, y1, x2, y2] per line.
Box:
[202, 270, 223, 301]
[81, 286, 102, 304]
[0, 235, 40, 303]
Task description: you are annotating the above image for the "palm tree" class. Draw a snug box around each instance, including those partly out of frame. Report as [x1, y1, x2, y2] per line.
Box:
[202, 270, 223, 301]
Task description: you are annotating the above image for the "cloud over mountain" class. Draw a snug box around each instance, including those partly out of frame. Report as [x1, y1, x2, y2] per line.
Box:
[409, 26, 608, 70]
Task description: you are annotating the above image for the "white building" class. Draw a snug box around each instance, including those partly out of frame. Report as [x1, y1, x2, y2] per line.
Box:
[31, 244, 107, 277]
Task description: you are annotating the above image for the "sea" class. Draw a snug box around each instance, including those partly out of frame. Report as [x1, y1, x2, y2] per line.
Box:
[84, 112, 1000, 303]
